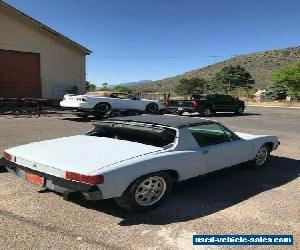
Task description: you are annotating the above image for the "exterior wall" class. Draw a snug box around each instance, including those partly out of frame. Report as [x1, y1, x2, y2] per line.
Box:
[0, 8, 86, 99]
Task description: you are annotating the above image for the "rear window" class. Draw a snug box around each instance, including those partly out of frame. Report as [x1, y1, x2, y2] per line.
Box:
[87, 122, 176, 148]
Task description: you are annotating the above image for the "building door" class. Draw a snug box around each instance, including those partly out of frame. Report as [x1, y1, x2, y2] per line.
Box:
[0, 49, 41, 98]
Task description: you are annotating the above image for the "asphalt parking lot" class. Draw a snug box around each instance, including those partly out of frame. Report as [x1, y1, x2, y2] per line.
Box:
[0, 107, 299, 250]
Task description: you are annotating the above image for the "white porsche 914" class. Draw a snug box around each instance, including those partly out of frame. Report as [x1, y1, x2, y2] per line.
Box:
[1, 115, 279, 212]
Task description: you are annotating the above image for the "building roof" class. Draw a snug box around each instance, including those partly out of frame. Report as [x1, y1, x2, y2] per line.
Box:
[106, 114, 214, 128]
[0, 1, 92, 55]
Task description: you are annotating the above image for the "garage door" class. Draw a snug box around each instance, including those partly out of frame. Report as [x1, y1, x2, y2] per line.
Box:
[0, 49, 41, 98]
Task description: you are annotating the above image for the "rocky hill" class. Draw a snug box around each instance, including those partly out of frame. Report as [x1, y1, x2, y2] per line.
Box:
[131, 46, 300, 92]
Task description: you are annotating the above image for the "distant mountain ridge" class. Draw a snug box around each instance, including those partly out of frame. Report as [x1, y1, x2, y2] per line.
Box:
[116, 80, 152, 87]
[131, 46, 300, 92]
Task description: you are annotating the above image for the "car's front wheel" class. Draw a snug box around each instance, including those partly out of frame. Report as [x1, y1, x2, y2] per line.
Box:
[251, 144, 270, 168]
[114, 172, 172, 212]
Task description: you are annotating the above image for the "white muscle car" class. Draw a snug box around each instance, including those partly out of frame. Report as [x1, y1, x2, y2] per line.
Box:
[60, 92, 163, 116]
[2, 115, 279, 212]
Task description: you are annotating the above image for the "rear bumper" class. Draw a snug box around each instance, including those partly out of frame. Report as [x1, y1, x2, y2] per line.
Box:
[0, 158, 102, 201]
[60, 100, 92, 110]
[61, 107, 94, 114]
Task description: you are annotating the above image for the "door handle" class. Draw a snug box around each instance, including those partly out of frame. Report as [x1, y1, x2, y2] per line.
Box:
[202, 149, 209, 154]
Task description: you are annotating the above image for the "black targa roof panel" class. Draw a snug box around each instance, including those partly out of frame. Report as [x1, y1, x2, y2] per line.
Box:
[105, 115, 214, 128]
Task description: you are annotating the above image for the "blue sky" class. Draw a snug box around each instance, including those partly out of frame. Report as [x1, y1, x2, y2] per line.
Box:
[5, 0, 300, 86]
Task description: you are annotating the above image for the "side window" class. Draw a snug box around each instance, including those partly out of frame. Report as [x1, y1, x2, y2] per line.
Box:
[188, 123, 231, 147]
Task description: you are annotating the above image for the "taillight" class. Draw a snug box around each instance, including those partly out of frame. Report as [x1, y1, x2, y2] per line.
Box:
[192, 100, 200, 109]
[65, 171, 104, 185]
[76, 97, 86, 101]
[4, 151, 15, 162]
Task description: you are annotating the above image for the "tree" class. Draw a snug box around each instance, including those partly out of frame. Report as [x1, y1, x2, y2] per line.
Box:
[112, 85, 130, 93]
[270, 61, 300, 99]
[212, 65, 254, 93]
[98, 82, 110, 91]
[85, 81, 96, 92]
[266, 81, 287, 100]
[175, 78, 208, 96]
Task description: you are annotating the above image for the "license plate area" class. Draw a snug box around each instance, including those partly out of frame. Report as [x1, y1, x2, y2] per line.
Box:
[26, 172, 44, 186]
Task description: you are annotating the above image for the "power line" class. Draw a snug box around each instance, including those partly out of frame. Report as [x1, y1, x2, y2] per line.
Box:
[87, 55, 237, 59]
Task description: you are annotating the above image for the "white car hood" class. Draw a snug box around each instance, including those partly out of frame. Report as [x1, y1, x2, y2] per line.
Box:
[6, 135, 162, 175]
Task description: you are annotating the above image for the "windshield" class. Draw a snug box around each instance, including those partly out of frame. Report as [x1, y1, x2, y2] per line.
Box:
[86, 122, 176, 148]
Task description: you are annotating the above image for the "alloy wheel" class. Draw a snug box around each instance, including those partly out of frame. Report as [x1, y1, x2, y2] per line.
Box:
[134, 176, 167, 206]
[256, 146, 268, 166]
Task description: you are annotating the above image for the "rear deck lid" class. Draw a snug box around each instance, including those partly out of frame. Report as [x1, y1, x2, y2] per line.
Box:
[6, 135, 162, 176]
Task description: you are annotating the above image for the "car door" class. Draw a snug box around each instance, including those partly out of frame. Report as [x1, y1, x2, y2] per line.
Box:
[126, 94, 142, 110]
[211, 94, 226, 111]
[224, 95, 237, 112]
[111, 93, 131, 110]
[187, 123, 251, 173]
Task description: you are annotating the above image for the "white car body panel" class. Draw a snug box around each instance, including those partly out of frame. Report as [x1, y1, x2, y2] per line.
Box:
[60, 94, 163, 111]
[4, 124, 279, 200]
[6, 135, 163, 176]
[89, 130, 278, 199]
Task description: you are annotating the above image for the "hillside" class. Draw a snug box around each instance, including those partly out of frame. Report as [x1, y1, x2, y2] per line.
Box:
[115, 80, 152, 87]
[131, 46, 300, 93]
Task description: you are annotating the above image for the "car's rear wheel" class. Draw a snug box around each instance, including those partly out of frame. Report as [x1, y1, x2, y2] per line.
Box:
[235, 106, 244, 115]
[94, 102, 111, 118]
[114, 172, 172, 212]
[146, 103, 159, 113]
[251, 144, 270, 168]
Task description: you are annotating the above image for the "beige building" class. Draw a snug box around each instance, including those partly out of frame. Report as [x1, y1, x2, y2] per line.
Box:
[0, 1, 91, 99]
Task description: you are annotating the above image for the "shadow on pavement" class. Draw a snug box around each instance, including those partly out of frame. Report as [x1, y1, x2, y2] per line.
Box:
[187, 112, 261, 118]
[215, 112, 261, 117]
[62, 117, 96, 123]
[72, 155, 299, 225]
[0, 110, 74, 118]
[0, 166, 8, 173]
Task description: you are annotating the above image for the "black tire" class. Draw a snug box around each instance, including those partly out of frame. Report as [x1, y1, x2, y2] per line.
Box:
[114, 172, 172, 212]
[249, 144, 270, 168]
[235, 106, 244, 115]
[93, 102, 111, 118]
[146, 103, 159, 114]
[201, 106, 212, 117]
